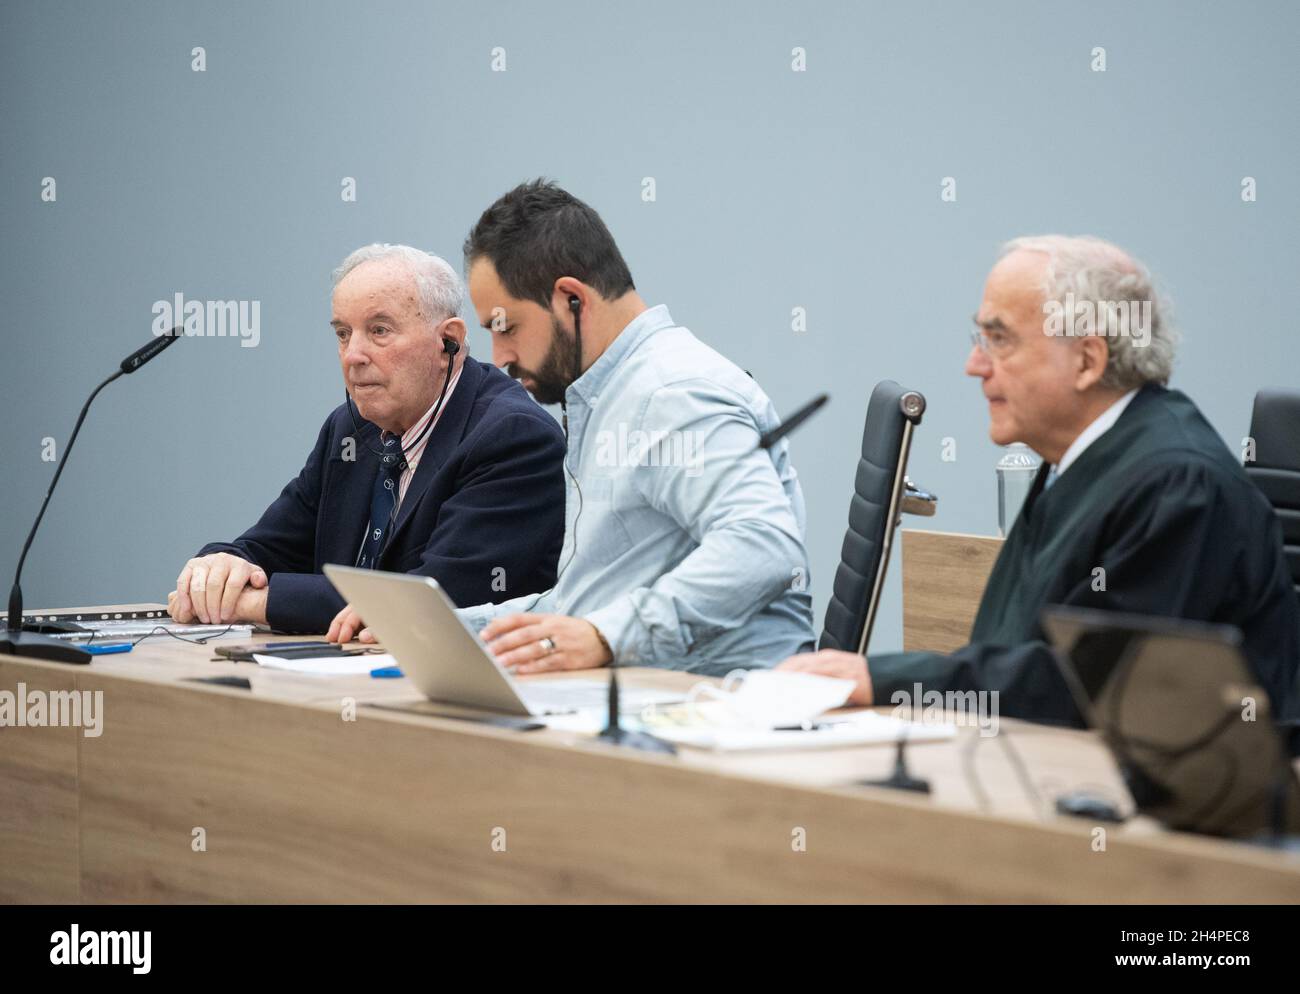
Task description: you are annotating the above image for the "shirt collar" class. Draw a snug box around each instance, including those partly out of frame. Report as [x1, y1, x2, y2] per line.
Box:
[1054, 387, 1139, 477]
[379, 362, 464, 460]
[567, 304, 675, 405]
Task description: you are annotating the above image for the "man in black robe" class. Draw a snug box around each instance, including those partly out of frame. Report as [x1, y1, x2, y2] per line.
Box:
[780, 236, 1299, 727]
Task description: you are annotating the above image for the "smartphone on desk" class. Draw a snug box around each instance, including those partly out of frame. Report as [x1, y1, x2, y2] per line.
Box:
[214, 641, 370, 662]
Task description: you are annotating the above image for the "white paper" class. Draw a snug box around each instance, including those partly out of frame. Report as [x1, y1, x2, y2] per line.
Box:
[652, 711, 958, 751]
[683, 670, 856, 728]
[519, 678, 686, 716]
[251, 652, 397, 675]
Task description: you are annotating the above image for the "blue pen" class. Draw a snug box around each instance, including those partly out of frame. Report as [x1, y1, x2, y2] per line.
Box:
[370, 666, 403, 678]
[84, 642, 133, 655]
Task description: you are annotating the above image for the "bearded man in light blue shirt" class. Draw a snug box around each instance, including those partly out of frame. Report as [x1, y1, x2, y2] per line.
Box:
[456, 179, 815, 677]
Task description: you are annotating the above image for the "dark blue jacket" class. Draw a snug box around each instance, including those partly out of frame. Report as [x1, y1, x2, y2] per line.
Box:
[199, 357, 565, 632]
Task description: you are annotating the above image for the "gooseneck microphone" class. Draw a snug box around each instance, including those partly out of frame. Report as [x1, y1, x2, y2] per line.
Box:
[600, 389, 832, 753]
[4, 326, 184, 664]
[119, 327, 182, 373]
[758, 393, 829, 450]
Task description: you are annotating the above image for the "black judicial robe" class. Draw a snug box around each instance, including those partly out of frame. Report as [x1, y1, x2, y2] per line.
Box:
[870, 384, 1300, 726]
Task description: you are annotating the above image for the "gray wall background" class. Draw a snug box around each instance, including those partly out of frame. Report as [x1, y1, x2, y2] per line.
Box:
[2, 0, 1296, 653]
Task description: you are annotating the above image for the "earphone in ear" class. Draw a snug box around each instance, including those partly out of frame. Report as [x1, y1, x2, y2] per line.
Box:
[343, 334, 460, 467]
[559, 293, 584, 440]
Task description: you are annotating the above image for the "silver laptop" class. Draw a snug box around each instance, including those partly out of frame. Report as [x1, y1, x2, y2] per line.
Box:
[1042, 605, 1300, 838]
[324, 564, 682, 717]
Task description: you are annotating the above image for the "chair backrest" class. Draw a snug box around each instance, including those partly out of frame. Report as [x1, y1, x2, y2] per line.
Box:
[818, 381, 926, 654]
[1246, 388, 1300, 597]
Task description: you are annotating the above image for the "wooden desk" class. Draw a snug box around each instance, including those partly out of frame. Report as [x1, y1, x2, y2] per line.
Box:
[902, 529, 1003, 653]
[3, 606, 1299, 903]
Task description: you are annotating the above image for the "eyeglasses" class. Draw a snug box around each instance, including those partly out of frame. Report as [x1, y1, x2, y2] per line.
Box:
[969, 324, 1018, 359]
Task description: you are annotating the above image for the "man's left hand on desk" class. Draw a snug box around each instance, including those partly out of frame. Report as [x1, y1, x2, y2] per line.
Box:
[480, 613, 613, 675]
[167, 585, 268, 627]
[326, 603, 376, 644]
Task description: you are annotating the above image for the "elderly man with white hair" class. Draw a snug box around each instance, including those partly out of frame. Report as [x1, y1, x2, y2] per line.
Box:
[780, 235, 1300, 725]
[167, 243, 566, 633]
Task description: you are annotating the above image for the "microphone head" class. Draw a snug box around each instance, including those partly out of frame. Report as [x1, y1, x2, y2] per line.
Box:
[757, 393, 830, 450]
[120, 325, 182, 374]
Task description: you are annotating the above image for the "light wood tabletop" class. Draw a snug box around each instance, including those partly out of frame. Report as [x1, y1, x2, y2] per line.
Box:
[3, 604, 1298, 903]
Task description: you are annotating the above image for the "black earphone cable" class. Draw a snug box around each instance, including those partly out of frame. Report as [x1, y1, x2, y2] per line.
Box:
[557, 295, 585, 579]
[513, 296, 586, 615]
[345, 337, 460, 466]
[346, 337, 459, 567]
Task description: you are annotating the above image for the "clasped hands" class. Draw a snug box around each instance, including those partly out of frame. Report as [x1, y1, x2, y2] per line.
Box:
[166, 552, 268, 625]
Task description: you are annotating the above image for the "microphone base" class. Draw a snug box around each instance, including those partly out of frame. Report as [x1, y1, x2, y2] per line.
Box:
[0, 629, 92, 665]
[860, 739, 932, 793]
[15, 618, 85, 636]
[597, 725, 677, 755]
[860, 771, 932, 794]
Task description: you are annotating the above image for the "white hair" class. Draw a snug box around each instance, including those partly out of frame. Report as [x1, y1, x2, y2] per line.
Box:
[1001, 235, 1178, 390]
[332, 243, 464, 324]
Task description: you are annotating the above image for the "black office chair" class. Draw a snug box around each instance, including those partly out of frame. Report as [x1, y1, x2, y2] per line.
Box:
[1246, 388, 1300, 599]
[819, 380, 932, 654]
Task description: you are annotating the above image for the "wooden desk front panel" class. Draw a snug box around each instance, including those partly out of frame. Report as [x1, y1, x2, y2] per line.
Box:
[902, 530, 1004, 654]
[4, 655, 1298, 903]
[0, 660, 81, 903]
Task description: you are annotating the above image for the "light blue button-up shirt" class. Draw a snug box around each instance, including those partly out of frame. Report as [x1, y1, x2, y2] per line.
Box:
[458, 305, 815, 676]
